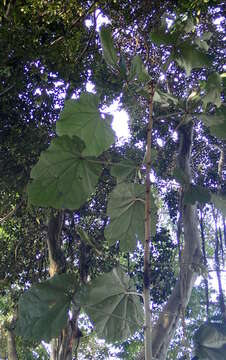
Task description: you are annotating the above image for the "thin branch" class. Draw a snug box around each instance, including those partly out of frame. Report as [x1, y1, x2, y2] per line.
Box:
[0, 201, 22, 224]
[0, 84, 15, 97]
[154, 111, 184, 121]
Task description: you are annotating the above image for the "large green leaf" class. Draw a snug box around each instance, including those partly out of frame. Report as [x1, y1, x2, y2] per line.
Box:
[104, 183, 157, 251]
[111, 159, 137, 182]
[128, 55, 151, 83]
[150, 30, 178, 46]
[28, 136, 102, 209]
[75, 267, 143, 342]
[211, 193, 226, 216]
[184, 185, 211, 205]
[175, 42, 211, 76]
[197, 106, 226, 139]
[56, 93, 115, 156]
[202, 72, 222, 109]
[15, 274, 76, 342]
[99, 26, 118, 69]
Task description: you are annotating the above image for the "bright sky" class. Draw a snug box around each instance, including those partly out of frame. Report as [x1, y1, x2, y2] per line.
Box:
[85, 82, 130, 141]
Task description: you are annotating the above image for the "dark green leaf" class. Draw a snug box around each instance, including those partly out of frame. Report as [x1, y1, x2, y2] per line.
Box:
[202, 72, 222, 109]
[154, 88, 178, 106]
[211, 193, 226, 216]
[111, 160, 137, 182]
[184, 185, 211, 205]
[28, 136, 102, 210]
[75, 267, 143, 342]
[128, 55, 151, 83]
[198, 106, 226, 139]
[175, 42, 211, 76]
[56, 93, 115, 156]
[15, 274, 76, 342]
[104, 183, 157, 251]
[119, 55, 127, 78]
[150, 30, 178, 46]
[99, 26, 118, 69]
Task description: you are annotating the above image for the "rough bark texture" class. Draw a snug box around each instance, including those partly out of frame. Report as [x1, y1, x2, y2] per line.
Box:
[137, 123, 202, 360]
[7, 329, 18, 360]
[50, 307, 81, 360]
[47, 211, 66, 277]
[47, 211, 80, 360]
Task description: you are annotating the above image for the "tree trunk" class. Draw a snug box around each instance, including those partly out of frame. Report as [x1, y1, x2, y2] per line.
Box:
[137, 123, 202, 360]
[7, 329, 18, 360]
[47, 211, 81, 360]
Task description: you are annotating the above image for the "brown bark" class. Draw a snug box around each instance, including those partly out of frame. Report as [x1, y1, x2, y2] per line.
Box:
[47, 211, 81, 360]
[137, 123, 202, 360]
[7, 329, 18, 360]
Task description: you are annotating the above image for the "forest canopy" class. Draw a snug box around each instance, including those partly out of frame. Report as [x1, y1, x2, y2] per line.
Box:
[0, 1, 225, 359]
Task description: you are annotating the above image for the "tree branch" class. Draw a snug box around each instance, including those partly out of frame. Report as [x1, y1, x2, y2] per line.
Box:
[137, 123, 202, 360]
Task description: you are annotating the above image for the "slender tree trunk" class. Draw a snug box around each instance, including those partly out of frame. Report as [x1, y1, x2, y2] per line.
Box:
[200, 207, 209, 319]
[143, 83, 155, 360]
[47, 211, 81, 360]
[7, 329, 18, 360]
[137, 122, 202, 360]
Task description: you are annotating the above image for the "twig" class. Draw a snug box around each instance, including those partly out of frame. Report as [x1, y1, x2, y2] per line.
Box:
[0, 84, 15, 97]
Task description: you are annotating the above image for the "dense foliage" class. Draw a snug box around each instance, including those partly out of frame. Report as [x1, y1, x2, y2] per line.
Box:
[0, 1, 225, 359]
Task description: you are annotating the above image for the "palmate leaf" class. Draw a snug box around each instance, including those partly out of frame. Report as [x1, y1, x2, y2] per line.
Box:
[15, 274, 76, 342]
[99, 25, 118, 69]
[75, 267, 143, 342]
[28, 136, 102, 210]
[56, 93, 115, 157]
[104, 183, 157, 251]
[175, 42, 211, 76]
